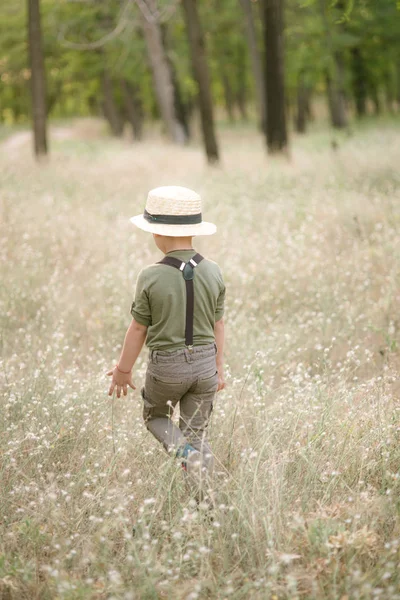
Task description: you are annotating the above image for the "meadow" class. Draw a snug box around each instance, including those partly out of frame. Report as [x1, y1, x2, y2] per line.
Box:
[1, 118, 400, 599]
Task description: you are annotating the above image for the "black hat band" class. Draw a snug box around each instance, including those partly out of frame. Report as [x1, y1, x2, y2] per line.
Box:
[144, 209, 202, 225]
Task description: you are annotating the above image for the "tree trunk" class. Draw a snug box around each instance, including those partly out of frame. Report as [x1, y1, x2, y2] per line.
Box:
[319, 0, 347, 129]
[236, 86, 248, 120]
[239, 0, 266, 130]
[27, 0, 48, 158]
[263, 0, 288, 153]
[182, 0, 219, 163]
[235, 42, 249, 120]
[285, 92, 292, 127]
[384, 67, 395, 113]
[369, 81, 381, 115]
[101, 72, 124, 136]
[334, 52, 347, 127]
[121, 79, 143, 141]
[305, 91, 314, 122]
[295, 72, 308, 133]
[351, 46, 367, 118]
[221, 72, 235, 122]
[161, 23, 190, 141]
[325, 66, 347, 129]
[140, 0, 185, 144]
[172, 68, 190, 141]
[397, 59, 400, 112]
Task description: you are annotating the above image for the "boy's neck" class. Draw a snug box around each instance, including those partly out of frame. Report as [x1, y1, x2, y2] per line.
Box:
[163, 237, 194, 254]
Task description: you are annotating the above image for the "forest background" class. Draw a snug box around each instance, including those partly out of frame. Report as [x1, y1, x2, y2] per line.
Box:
[1, 0, 400, 157]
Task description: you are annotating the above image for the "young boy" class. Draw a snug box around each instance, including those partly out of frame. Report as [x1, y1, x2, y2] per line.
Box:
[107, 186, 225, 496]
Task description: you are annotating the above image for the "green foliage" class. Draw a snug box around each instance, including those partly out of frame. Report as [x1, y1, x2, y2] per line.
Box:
[286, 0, 400, 112]
[0, 0, 399, 124]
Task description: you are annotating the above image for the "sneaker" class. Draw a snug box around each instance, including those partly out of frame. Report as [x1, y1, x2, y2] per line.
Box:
[176, 442, 197, 465]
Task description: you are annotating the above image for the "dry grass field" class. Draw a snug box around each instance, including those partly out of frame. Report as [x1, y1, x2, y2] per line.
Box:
[1, 118, 400, 599]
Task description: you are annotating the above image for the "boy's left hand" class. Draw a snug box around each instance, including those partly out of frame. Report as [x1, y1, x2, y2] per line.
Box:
[107, 366, 136, 398]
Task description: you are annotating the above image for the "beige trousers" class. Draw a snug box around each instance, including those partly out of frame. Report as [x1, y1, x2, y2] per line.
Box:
[141, 343, 218, 463]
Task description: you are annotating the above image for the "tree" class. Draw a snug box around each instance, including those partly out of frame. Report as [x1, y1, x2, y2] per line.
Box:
[182, 0, 219, 163]
[101, 69, 124, 136]
[2, 0, 399, 138]
[121, 79, 144, 140]
[139, 0, 186, 144]
[161, 23, 191, 140]
[239, 0, 266, 130]
[295, 70, 309, 133]
[27, 0, 48, 157]
[351, 46, 367, 118]
[263, 0, 288, 153]
[318, 0, 348, 128]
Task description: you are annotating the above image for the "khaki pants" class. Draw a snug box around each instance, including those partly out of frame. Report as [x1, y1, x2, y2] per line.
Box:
[141, 343, 218, 465]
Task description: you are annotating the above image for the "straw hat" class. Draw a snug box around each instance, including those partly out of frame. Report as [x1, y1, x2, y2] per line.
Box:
[130, 186, 216, 237]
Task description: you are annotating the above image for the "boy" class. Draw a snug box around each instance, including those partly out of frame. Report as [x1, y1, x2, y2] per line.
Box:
[107, 186, 225, 496]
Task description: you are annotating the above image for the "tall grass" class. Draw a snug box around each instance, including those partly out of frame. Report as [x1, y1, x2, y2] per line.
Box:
[1, 120, 400, 599]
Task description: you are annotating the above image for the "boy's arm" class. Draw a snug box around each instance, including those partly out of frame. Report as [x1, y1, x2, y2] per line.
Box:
[214, 318, 226, 392]
[107, 319, 147, 398]
[118, 318, 147, 372]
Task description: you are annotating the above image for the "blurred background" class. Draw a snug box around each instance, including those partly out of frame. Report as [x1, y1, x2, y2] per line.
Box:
[0, 0, 399, 160]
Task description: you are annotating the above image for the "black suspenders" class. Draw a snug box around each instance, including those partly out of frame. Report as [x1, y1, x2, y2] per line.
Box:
[157, 253, 204, 348]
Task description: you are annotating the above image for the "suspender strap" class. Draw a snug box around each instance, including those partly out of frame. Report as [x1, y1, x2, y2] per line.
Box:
[157, 253, 204, 347]
[158, 256, 184, 270]
[185, 275, 195, 347]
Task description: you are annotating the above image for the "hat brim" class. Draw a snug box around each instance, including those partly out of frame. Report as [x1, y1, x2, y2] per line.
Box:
[130, 214, 217, 237]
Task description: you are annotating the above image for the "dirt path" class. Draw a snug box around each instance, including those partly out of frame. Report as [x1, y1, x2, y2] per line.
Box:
[2, 126, 77, 151]
[2, 130, 32, 150]
[1, 120, 104, 154]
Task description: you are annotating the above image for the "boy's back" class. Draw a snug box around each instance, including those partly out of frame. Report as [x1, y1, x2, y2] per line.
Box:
[132, 249, 225, 351]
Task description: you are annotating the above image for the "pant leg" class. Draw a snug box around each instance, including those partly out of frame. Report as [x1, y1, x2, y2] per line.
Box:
[179, 363, 218, 464]
[179, 363, 218, 502]
[142, 361, 191, 454]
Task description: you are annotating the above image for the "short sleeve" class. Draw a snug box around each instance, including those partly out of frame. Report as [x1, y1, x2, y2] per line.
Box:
[215, 279, 225, 322]
[130, 270, 151, 327]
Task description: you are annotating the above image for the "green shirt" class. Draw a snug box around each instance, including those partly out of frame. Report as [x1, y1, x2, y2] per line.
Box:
[131, 250, 225, 351]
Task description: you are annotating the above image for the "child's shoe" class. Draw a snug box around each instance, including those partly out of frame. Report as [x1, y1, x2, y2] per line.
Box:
[176, 442, 197, 469]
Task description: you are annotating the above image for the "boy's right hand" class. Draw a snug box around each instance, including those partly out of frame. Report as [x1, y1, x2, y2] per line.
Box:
[107, 366, 136, 398]
[217, 368, 226, 392]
